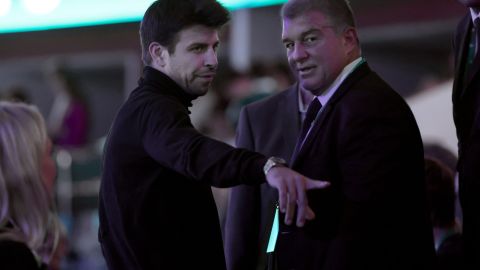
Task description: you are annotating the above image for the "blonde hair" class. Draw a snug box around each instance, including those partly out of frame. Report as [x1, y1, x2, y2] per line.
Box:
[0, 101, 59, 264]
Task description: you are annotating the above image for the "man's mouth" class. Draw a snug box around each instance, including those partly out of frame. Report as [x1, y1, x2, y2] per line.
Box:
[197, 73, 216, 79]
[298, 66, 315, 76]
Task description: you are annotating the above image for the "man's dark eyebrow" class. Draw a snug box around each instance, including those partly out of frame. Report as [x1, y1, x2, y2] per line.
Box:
[282, 28, 321, 43]
[187, 41, 220, 49]
[187, 42, 207, 48]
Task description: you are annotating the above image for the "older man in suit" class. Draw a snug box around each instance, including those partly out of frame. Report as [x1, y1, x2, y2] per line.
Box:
[452, 1, 480, 268]
[271, 0, 436, 269]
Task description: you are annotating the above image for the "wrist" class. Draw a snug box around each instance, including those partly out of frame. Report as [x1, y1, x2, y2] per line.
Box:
[263, 157, 287, 176]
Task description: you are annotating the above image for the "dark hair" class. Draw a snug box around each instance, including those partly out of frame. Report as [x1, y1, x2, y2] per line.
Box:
[424, 157, 456, 228]
[281, 0, 356, 33]
[140, 0, 230, 65]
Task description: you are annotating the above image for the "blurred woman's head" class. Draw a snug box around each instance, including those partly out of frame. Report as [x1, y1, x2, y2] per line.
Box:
[0, 101, 59, 264]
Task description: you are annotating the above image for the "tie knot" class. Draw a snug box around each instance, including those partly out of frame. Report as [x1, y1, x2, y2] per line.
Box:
[305, 98, 321, 121]
[295, 98, 322, 154]
[474, 17, 480, 29]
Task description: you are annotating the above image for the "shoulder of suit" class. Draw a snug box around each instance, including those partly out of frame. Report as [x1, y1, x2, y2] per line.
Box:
[243, 86, 296, 112]
[454, 13, 472, 39]
[338, 68, 405, 103]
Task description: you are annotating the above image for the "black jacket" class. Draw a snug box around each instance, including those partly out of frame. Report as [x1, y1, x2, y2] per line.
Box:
[452, 13, 480, 269]
[99, 67, 267, 270]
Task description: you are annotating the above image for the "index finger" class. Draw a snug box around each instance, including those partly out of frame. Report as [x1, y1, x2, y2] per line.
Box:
[295, 177, 308, 227]
[277, 182, 288, 214]
[305, 178, 330, 190]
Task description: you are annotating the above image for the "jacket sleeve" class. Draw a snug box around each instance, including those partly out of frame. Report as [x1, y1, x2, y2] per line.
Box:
[141, 97, 267, 187]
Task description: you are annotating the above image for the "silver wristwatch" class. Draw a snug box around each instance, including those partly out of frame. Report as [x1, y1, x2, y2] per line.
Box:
[263, 157, 287, 176]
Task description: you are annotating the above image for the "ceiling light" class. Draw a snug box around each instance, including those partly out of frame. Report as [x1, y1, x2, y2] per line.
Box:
[21, 0, 61, 15]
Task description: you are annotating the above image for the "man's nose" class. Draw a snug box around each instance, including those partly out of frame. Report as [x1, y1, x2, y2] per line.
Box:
[291, 44, 308, 62]
[204, 48, 218, 68]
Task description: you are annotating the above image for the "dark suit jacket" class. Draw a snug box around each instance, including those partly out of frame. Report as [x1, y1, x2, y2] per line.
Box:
[276, 63, 436, 270]
[452, 14, 480, 268]
[99, 67, 268, 270]
[224, 86, 301, 270]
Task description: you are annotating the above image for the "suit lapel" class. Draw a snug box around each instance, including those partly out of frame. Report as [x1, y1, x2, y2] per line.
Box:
[290, 63, 371, 167]
[281, 84, 301, 162]
[454, 15, 474, 102]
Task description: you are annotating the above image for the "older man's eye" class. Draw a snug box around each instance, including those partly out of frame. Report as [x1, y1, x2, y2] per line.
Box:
[284, 42, 294, 50]
[304, 36, 317, 44]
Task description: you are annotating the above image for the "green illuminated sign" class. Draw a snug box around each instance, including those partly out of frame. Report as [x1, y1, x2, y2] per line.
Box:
[0, 0, 286, 34]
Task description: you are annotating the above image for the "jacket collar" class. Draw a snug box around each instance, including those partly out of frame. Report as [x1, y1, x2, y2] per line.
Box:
[138, 66, 197, 109]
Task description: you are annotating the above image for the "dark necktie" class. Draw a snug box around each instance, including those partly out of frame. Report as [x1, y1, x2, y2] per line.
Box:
[474, 17, 480, 55]
[297, 98, 322, 149]
[466, 18, 480, 81]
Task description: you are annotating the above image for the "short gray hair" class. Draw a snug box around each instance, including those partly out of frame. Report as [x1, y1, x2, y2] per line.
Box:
[281, 0, 356, 33]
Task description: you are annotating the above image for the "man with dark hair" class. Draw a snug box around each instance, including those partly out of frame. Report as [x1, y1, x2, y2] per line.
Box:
[452, 1, 480, 268]
[270, 0, 435, 269]
[98, 1, 329, 269]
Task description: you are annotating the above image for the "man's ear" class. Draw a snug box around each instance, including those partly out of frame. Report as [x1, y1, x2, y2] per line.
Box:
[342, 27, 359, 55]
[148, 42, 168, 67]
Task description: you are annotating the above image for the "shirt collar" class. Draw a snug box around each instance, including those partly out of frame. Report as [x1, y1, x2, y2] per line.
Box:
[297, 84, 314, 113]
[316, 57, 363, 107]
[470, 8, 480, 24]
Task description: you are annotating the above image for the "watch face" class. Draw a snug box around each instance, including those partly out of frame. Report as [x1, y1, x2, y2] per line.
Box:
[264, 157, 287, 175]
[271, 157, 286, 164]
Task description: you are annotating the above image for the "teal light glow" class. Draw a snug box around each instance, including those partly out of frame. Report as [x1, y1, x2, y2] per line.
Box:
[0, 0, 286, 34]
[219, 0, 286, 9]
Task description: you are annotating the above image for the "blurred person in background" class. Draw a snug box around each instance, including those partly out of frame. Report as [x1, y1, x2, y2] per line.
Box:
[2, 85, 31, 103]
[424, 143, 462, 223]
[224, 63, 294, 131]
[452, 1, 480, 268]
[45, 63, 89, 148]
[0, 101, 61, 269]
[424, 157, 465, 270]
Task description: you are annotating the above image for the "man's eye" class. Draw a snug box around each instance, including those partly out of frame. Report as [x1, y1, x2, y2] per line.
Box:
[304, 36, 317, 44]
[191, 46, 205, 53]
[284, 42, 294, 50]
